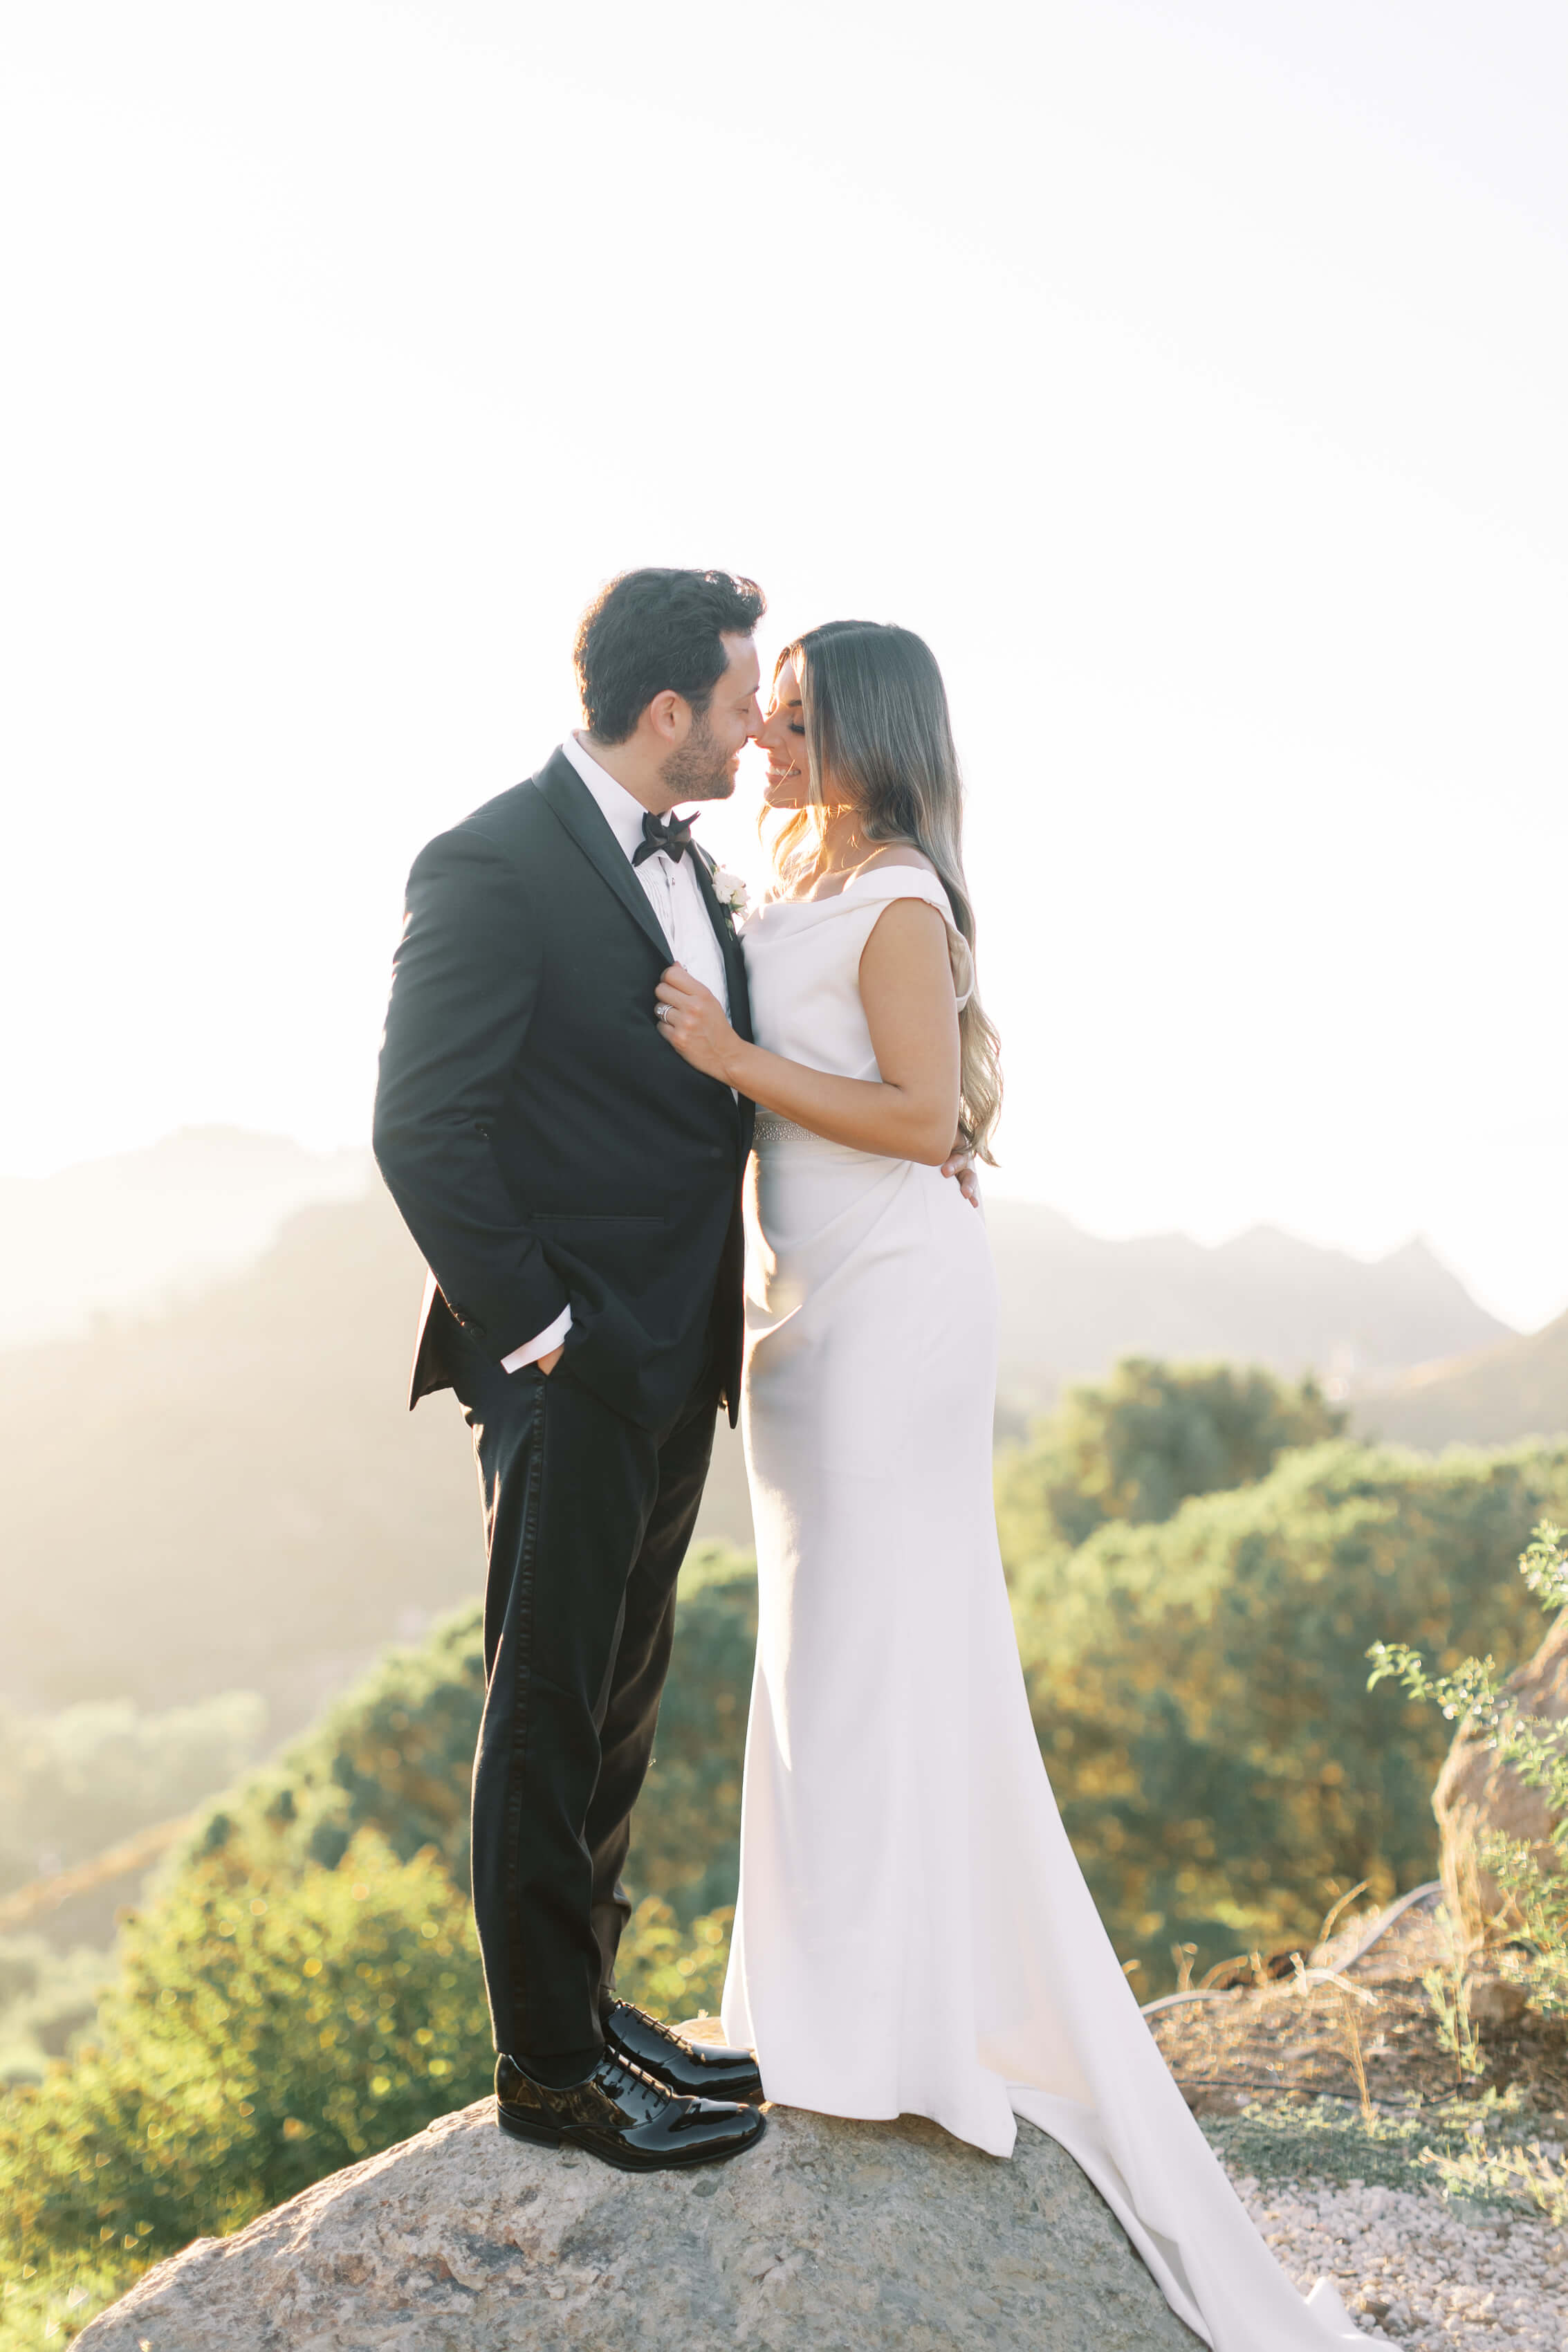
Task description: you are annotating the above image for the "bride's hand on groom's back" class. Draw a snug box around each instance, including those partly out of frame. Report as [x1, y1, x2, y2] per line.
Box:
[654, 964, 741, 1084]
[941, 1137, 982, 1210]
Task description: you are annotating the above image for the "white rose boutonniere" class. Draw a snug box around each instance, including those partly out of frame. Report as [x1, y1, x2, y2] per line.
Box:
[711, 867, 751, 927]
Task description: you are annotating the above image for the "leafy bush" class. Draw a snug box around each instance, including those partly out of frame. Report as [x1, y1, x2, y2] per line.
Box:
[207, 1607, 487, 1888]
[0, 1552, 753, 2344]
[995, 1358, 1344, 1560]
[1006, 1439, 1568, 1984]
[0, 1828, 488, 2346]
[629, 1550, 755, 1923]
[169, 1550, 755, 1931]
[0, 1692, 270, 2091]
[20, 1415, 1568, 2335]
[614, 1898, 732, 2022]
[1369, 1519, 1568, 2019]
[0, 1835, 736, 2344]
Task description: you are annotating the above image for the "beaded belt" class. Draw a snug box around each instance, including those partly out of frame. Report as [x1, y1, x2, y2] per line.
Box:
[752, 1112, 819, 1146]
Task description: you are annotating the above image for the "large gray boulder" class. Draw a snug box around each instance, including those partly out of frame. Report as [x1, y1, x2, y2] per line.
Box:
[1434, 1604, 1568, 1948]
[77, 2096, 1201, 2350]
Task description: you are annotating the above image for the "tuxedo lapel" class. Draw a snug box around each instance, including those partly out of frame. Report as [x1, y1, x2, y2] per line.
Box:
[692, 849, 753, 1044]
[536, 752, 672, 966]
[537, 751, 753, 1050]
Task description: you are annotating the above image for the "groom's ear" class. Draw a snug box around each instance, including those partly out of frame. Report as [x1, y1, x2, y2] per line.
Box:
[640, 688, 688, 748]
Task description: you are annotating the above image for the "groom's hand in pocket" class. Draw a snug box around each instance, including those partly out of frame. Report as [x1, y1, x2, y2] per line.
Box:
[537, 1346, 564, 1376]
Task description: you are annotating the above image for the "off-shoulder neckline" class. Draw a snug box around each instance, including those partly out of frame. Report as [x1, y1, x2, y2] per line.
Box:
[761, 864, 952, 914]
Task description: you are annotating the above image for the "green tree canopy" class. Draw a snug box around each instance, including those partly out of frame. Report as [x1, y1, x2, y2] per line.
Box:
[174, 1543, 755, 1931]
[996, 1357, 1347, 1556]
[0, 1551, 756, 2346]
[1006, 1437, 1568, 1983]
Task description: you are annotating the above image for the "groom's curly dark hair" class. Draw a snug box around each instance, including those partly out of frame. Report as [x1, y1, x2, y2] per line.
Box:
[574, 568, 766, 744]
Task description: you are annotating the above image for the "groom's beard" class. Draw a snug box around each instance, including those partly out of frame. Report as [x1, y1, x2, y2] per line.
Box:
[658, 711, 736, 805]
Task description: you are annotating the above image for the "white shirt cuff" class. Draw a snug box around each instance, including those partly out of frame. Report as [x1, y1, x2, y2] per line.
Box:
[501, 1306, 573, 1372]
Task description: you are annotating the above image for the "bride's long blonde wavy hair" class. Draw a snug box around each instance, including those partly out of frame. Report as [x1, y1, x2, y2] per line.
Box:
[769, 621, 1003, 1163]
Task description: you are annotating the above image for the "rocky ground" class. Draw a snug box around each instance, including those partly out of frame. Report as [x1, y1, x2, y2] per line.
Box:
[1145, 1893, 1568, 2346]
[74, 2098, 1203, 2351]
[57, 1898, 1568, 2349]
[1233, 2173, 1562, 2350]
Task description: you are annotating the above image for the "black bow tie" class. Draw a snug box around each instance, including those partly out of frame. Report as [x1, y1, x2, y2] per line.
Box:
[633, 809, 697, 867]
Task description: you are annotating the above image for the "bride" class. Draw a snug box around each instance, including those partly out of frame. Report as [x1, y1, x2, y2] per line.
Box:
[652, 619, 1369, 2352]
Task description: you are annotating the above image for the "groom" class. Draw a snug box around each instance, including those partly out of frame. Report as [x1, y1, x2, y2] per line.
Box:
[373, 568, 768, 2172]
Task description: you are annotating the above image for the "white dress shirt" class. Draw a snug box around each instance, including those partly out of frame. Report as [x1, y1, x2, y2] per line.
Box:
[500, 733, 732, 1372]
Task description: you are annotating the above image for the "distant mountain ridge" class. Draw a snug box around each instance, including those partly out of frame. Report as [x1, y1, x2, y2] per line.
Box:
[3, 1128, 1508, 1392]
[0, 1149, 1515, 1726]
[983, 1201, 1509, 1408]
[1355, 1309, 1568, 1453]
[0, 1128, 370, 1350]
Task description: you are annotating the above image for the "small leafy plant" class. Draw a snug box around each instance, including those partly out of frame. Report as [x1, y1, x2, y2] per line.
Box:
[1420, 2115, 1568, 2224]
[1369, 1520, 1568, 2013]
[1201, 2088, 1540, 2198]
[1365, 1521, 1568, 2223]
[1421, 1949, 1486, 2084]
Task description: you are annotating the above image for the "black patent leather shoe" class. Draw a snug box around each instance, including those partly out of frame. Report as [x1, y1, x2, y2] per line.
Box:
[495, 2048, 766, 2174]
[602, 1998, 765, 2103]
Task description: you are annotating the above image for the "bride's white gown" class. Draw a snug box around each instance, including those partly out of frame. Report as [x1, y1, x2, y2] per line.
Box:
[719, 866, 1367, 2351]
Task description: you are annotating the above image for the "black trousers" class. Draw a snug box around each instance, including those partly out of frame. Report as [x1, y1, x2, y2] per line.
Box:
[446, 1322, 719, 2063]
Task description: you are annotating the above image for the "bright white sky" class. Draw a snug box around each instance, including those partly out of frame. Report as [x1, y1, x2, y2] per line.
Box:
[3, 0, 1565, 1328]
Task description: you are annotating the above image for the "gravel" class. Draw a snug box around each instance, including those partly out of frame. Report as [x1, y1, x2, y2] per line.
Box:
[1230, 2172, 1566, 2348]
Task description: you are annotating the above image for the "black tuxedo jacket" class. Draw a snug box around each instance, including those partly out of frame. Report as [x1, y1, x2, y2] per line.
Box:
[372, 748, 755, 1431]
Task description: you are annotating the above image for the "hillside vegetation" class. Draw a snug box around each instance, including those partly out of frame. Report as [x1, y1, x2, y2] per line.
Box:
[8, 1366, 1568, 2342]
[0, 1555, 754, 2345]
[0, 1177, 1513, 1735]
[0, 1696, 270, 2080]
[1002, 1431, 1568, 1978]
[1, 1694, 268, 1921]
[997, 1355, 1346, 1547]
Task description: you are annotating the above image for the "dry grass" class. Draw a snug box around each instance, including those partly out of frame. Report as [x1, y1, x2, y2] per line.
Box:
[1149, 1895, 1568, 2125]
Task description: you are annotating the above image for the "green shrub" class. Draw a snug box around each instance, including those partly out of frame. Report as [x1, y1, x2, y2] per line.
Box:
[210, 1608, 487, 1888]
[995, 1357, 1344, 1559]
[0, 1554, 755, 2345]
[170, 1550, 755, 1927]
[0, 1828, 489, 2345]
[631, 1556, 755, 1923]
[1, 1831, 488, 2253]
[1007, 1438, 1568, 1983]
[1370, 1519, 1568, 2019]
[614, 1898, 732, 2023]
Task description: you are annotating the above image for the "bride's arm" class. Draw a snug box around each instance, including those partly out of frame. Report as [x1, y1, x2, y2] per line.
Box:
[654, 899, 961, 1166]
